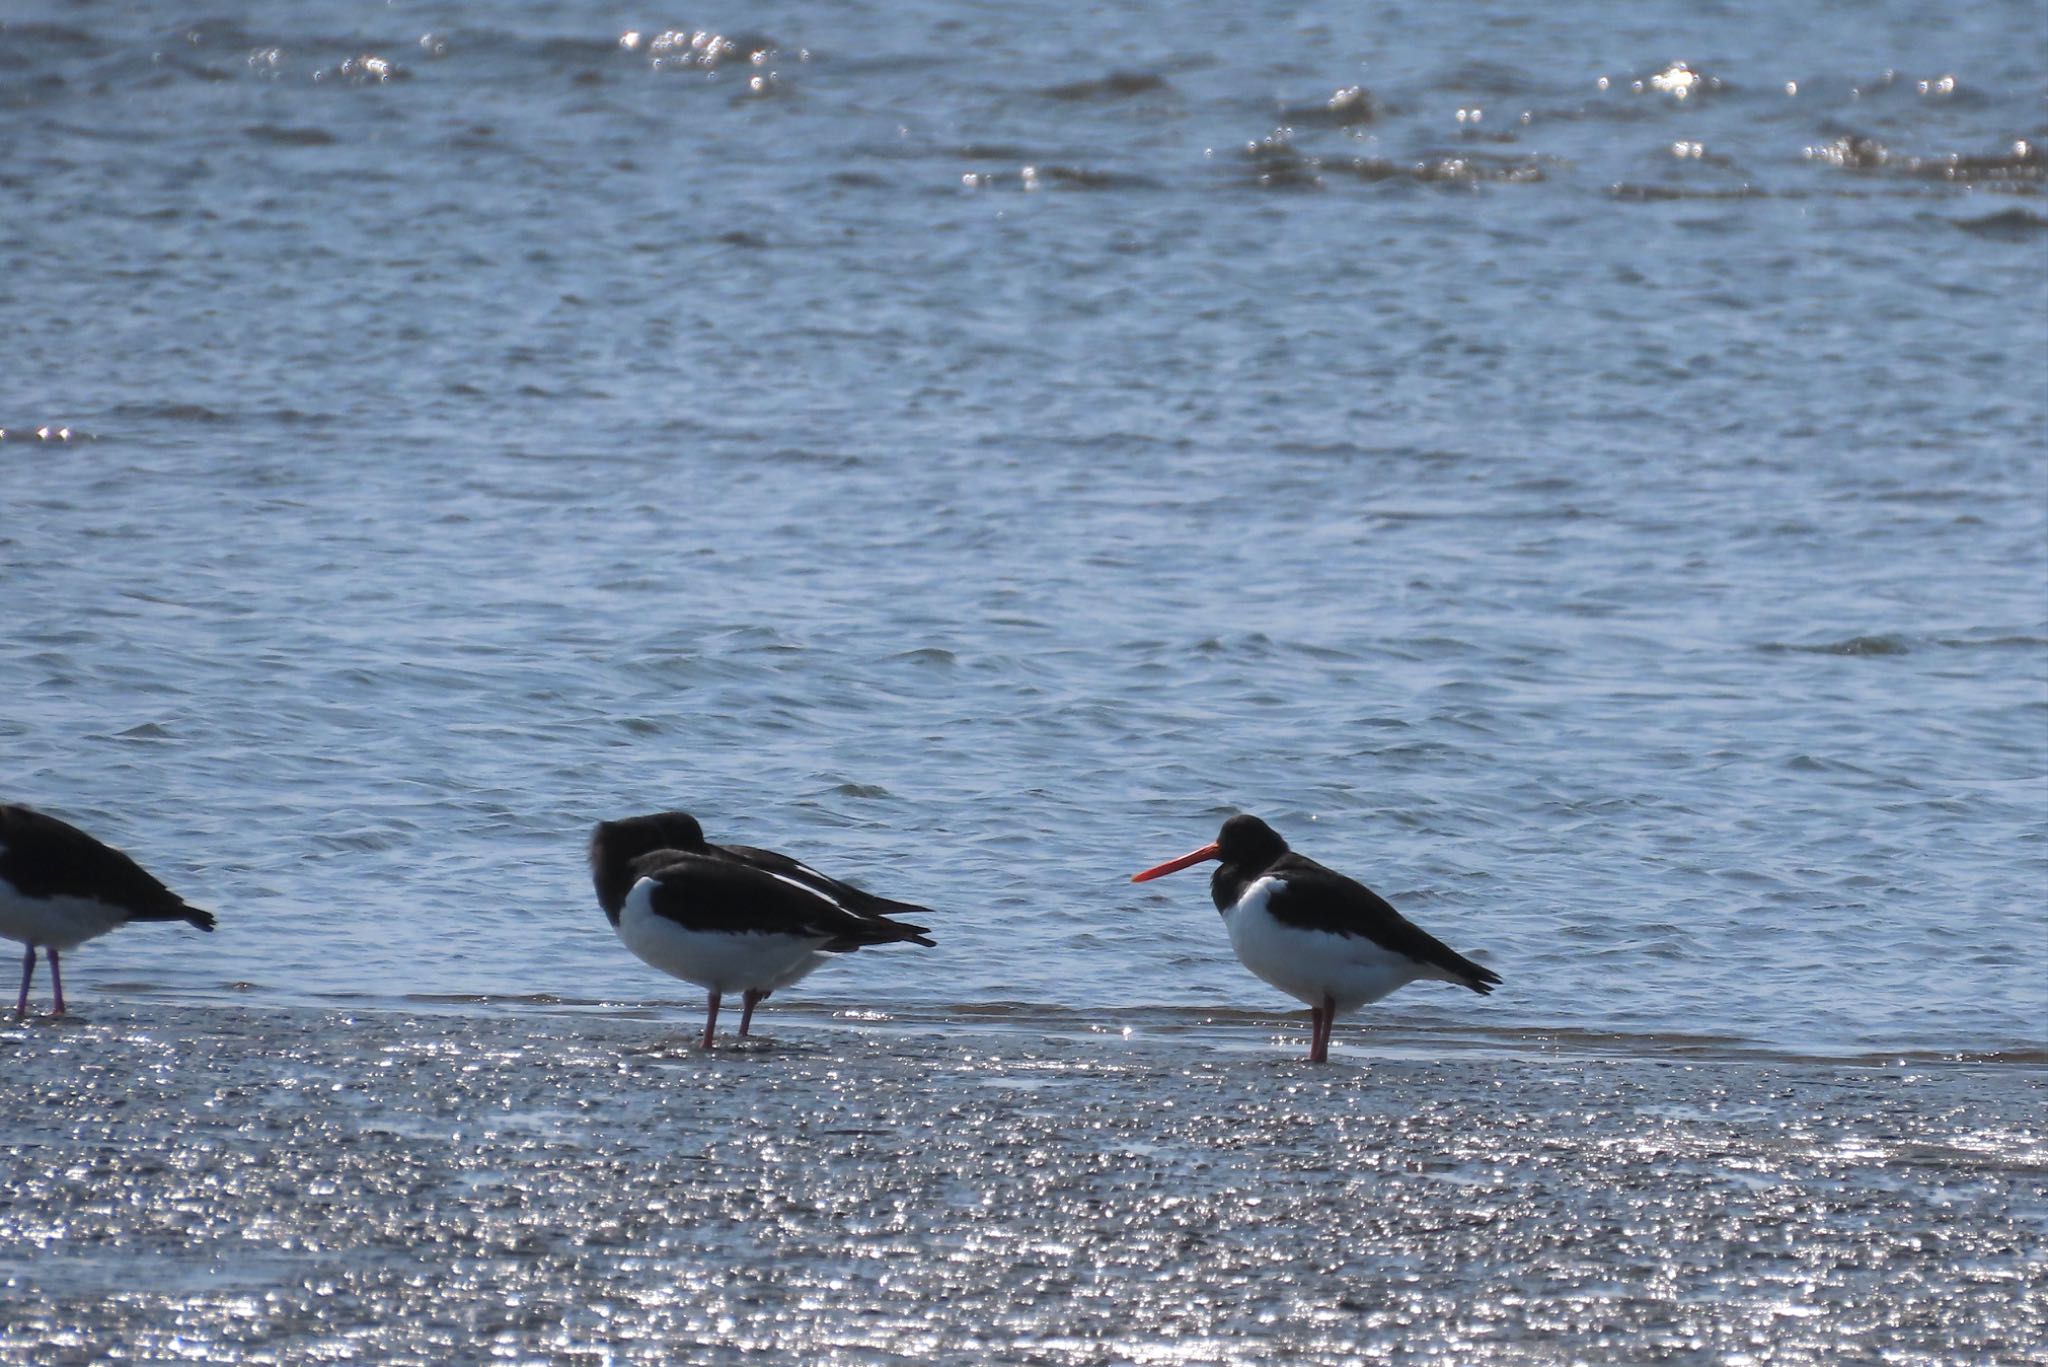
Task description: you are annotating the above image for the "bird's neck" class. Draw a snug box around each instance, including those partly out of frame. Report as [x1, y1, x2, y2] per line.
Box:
[1209, 860, 1264, 912]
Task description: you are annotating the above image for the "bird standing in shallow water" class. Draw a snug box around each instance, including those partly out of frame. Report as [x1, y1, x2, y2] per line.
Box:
[588, 812, 935, 1048]
[0, 803, 217, 1020]
[1132, 814, 1500, 1062]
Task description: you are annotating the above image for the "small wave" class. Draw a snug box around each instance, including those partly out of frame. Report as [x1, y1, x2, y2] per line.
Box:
[1598, 61, 1732, 102]
[311, 827, 416, 853]
[1954, 207, 2048, 239]
[1234, 130, 1325, 189]
[1806, 134, 2042, 185]
[1333, 152, 1546, 186]
[1609, 183, 1764, 201]
[313, 55, 409, 85]
[1757, 634, 1912, 656]
[1932, 633, 2048, 650]
[762, 446, 861, 467]
[887, 648, 955, 667]
[0, 423, 92, 441]
[245, 124, 335, 146]
[1278, 85, 1381, 127]
[1041, 70, 1168, 102]
[948, 143, 1031, 161]
[1806, 133, 1892, 171]
[1233, 131, 1544, 189]
[111, 401, 225, 422]
[618, 28, 779, 73]
[961, 164, 1159, 192]
[2, 22, 96, 47]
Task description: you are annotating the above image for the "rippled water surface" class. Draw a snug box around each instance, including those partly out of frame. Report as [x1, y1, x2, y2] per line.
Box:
[3, 0, 2045, 1062]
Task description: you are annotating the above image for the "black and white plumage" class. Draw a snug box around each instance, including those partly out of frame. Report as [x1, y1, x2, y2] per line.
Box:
[0, 803, 217, 1020]
[588, 812, 935, 1048]
[589, 811, 935, 928]
[1132, 814, 1500, 1063]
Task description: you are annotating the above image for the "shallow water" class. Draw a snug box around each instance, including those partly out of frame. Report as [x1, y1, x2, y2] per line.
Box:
[2, 1006, 2044, 1365]
[2, 0, 2045, 1060]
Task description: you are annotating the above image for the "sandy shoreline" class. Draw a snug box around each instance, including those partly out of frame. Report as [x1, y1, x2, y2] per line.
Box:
[3, 1004, 2042, 1365]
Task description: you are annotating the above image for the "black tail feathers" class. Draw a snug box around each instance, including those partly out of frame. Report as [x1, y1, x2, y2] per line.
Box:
[129, 903, 216, 932]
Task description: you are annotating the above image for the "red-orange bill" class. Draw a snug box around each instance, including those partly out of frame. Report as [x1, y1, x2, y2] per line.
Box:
[1129, 842, 1220, 883]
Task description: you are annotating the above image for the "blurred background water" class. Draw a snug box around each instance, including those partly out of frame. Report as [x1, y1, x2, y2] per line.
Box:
[3, 0, 2044, 1058]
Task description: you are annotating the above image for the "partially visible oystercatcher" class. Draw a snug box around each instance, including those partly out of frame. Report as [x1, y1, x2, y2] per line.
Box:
[590, 810, 935, 927]
[1131, 814, 1500, 1062]
[588, 813, 935, 1048]
[0, 803, 218, 1020]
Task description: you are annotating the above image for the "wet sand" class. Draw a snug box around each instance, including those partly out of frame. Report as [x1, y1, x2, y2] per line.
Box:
[2, 1005, 2042, 1365]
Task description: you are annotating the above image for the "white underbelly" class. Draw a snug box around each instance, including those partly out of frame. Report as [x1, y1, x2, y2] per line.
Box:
[615, 882, 827, 997]
[0, 880, 129, 950]
[1222, 878, 1431, 1014]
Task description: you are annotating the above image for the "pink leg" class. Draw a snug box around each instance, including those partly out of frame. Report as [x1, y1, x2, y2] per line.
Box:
[1310, 995, 1335, 1064]
[738, 988, 767, 1038]
[701, 989, 720, 1050]
[48, 948, 65, 1017]
[15, 944, 33, 1020]
[1306, 1001, 1327, 1062]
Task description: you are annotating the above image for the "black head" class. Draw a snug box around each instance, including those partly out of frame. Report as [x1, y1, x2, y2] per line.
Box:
[1213, 814, 1290, 870]
[1132, 812, 1296, 886]
[588, 811, 709, 919]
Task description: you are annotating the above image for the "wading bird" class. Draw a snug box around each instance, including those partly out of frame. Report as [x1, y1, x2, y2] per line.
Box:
[589, 812, 934, 1048]
[1132, 814, 1499, 1062]
[0, 803, 217, 1019]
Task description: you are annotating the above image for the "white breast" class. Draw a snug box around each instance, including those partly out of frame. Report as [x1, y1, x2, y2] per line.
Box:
[1221, 876, 1430, 1015]
[614, 878, 827, 996]
[0, 878, 132, 950]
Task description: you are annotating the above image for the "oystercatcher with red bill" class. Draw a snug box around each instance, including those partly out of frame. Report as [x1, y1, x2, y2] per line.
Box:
[589, 812, 935, 1048]
[1131, 814, 1501, 1062]
[0, 803, 218, 1020]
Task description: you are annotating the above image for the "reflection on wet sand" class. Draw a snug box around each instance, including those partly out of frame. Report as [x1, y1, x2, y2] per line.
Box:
[3, 1005, 2040, 1363]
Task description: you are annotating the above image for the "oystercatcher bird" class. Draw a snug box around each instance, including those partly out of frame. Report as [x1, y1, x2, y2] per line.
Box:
[588, 812, 935, 1048]
[0, 803, 217, 1020]
[1131, 814, 1500, 1062]
[591, 810, 937, 927]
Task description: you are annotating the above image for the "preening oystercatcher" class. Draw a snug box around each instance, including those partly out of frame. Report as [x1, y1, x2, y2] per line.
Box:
[1132, 814, 1500, 1062]
[0, 803, 217, 1019]
[589, 810, 935, 927]
[588, 812, 935, 1048]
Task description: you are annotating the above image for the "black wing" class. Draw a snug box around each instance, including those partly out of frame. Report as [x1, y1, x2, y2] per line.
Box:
[634, 853, 934, 950]
[1264, 852, 1500, 994]
[0, 804, 215, 930]
[715, 840, 936, 929]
